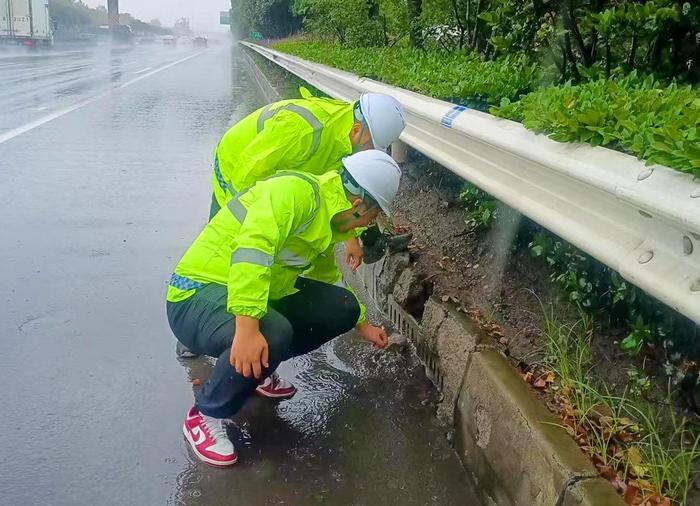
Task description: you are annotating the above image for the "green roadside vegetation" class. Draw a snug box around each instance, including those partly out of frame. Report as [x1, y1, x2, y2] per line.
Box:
[271, 39, 699, 178]
[232, 0, 700, 178]
[460, 177, 700, 503]
[540, 308, 700, 505]
[234, 0, 700, 501]
[247, 44, 700, 503]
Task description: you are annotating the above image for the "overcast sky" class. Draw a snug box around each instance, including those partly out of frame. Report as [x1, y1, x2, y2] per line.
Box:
[84, 0, 231, 32]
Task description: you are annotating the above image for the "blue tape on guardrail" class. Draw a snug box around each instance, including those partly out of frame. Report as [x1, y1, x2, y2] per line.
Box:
[441, 105, 468, 128]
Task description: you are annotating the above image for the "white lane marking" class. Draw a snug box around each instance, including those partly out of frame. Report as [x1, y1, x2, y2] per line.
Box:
[132, 66, 153, 74]
[0, 50, 207, 145]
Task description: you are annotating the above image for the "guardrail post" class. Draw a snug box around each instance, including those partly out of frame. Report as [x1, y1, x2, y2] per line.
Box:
[391, 140, 408, 164]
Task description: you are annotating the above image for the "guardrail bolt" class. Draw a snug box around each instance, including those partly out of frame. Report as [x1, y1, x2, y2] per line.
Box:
[691, 279, 700, 293]
[637, 169, 654, 181]
[638, 251, 654, 264]
[683, 236, 694, 255]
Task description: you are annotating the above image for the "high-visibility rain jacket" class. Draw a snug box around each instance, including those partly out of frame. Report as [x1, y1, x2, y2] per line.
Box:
[167, 171, 367, 323]
[212, 87, 355, 209]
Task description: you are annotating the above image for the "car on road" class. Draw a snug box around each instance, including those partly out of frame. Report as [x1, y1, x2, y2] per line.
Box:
[192, 36, 207, 48]
[111, 24, 134, 43]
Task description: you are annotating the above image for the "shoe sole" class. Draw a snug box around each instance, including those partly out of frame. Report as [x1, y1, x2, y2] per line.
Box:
[254, 387, 296, 399]
[182, 422, 238, 467]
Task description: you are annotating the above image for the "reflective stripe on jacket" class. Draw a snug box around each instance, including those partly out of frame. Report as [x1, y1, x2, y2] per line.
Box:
[212, 87, 354, 208]
[167, 171, 367, 323]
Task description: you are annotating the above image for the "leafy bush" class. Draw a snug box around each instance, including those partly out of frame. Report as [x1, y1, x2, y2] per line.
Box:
[293, 0, 386, 46]
[526, 230, 693, 351]
[459, 183, 500, 231]
[272, 39, 540, 105]
[494, 74, 700, 178]
[288, 0, 699, 84]
[231, 0, 301, 38]
[273, 39, 700, 177]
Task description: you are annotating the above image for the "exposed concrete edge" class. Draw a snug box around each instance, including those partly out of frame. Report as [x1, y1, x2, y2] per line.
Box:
[240, 46, 281, 103]
[346, 261, 623, 506]
[242, 53, 623, 506]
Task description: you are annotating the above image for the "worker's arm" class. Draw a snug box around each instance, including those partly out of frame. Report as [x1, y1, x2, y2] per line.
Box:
[233, 109, 314, 191]
[227, 179, 315, 377]
[303, 247, 367, 323]
[304, 248, 388, 349]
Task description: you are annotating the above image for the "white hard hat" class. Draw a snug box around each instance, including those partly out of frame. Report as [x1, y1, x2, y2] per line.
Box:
[358, 93, 406, 151]
[341, 150, 401, 217]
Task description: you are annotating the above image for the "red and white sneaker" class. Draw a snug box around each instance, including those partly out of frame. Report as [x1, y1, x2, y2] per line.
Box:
[182, 407, 237, 467]
[255, 372, 296, 399]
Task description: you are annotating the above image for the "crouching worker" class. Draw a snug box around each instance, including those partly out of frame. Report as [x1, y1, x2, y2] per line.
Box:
[166, 150, 401, 467]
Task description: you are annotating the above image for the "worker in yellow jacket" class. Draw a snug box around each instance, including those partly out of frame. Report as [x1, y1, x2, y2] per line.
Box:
[212, 87, 405, 260]
[168, 150, 401, 467]
[176, 88, 406, 359]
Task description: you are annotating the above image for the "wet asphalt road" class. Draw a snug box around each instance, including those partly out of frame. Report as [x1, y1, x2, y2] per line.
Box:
[0, 42, 481, 505]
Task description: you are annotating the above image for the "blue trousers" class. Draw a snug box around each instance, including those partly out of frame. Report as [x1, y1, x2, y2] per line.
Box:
[167, 278, 360, 418]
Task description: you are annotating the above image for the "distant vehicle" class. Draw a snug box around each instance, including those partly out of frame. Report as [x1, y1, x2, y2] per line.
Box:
[0, 0, 53, 48]
[192, 35, 207, 47]
[111, 24, 134, 43]
[161, 35, 176, 45]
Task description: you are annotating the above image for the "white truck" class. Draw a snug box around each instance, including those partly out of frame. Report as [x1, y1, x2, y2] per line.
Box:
[0, 0, 52, 47]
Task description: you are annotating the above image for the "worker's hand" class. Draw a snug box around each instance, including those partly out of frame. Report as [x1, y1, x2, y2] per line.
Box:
[230, 315, 269, 379]
[356, 322, 389, 350]
[344, 237, 364, 272]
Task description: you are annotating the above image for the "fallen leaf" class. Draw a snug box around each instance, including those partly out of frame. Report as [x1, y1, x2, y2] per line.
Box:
[597, 464, 615, 480]
[624, 483, 641, 505]
[618, 431, 636, 443]
[627, 447, 642, 465]
[523, 371, 534, 383]
[533, 378, 547, 388]
[545, 372, 556, 383]
[635, 479, 655, 494]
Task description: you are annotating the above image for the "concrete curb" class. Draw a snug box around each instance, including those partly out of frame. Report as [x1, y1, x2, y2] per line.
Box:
[240, 46, 281, 103]
[349, 261, 624, 506]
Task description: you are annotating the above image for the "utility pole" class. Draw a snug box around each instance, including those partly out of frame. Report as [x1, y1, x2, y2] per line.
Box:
[107, 0, 119, 28]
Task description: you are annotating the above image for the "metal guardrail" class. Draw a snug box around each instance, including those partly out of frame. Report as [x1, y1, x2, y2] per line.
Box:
[241, 41, 700, 326]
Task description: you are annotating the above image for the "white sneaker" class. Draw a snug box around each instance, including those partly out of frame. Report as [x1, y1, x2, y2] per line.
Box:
[182, 406, 237, 466]
[255, 372, 297, 399]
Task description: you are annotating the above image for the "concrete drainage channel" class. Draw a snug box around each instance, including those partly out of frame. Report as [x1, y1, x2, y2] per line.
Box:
[350, 258, 624, 506]
[242, 45, 624, 506]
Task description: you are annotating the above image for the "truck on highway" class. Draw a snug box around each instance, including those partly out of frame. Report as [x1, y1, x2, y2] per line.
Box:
[0, 0, 53, 48]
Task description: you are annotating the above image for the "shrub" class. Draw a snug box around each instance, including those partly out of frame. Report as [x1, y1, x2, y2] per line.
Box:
[494, 73, 700, 178]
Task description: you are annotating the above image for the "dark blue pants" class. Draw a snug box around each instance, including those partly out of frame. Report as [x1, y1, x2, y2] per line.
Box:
[167, 278, 360, 418]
